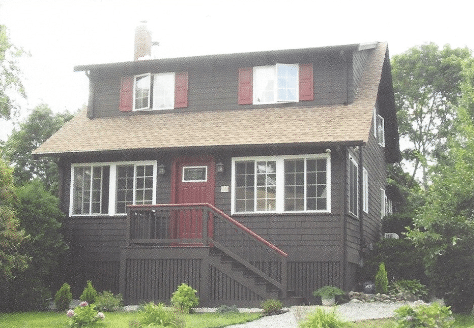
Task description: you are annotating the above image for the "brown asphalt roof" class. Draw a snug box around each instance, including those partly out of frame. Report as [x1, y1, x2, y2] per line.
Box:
[33, 42, 388, 156]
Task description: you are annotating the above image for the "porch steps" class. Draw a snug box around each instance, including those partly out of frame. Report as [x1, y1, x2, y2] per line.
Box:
[208, 248, 281, 301]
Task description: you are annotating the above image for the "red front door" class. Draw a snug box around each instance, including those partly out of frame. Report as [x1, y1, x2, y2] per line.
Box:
[172, 157, 215, 242]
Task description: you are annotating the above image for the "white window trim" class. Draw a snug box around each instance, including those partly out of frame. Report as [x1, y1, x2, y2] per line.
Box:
[133, 72, 177, 111]
[349, 155, 359, 217]
[381, 188, 386, 219]
[253, 64, 299, 105]
[377, 114, 385, 147]
[363, 167, 368, 213]
[182, 166, 208, 182]
[70, 161, 157, 217]
[133, 73, 151, 111]
[153, 72, 175, 110]
[231, 154, 331, 215]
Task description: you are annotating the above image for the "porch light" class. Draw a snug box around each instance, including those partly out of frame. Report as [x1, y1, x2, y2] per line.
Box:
[216, 162, 224, 173]
[158, 164, 166, 175]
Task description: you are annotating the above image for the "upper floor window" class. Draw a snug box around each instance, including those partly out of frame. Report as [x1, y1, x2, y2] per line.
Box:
[232, 154, 330, 214]
[70, 161, 157, 216]
[119, 72, 188, 112]
[238, 63, 313, 105]
[373, 107, 385, 147]
[253, 64, 298, 104]
[376, 114, 385, 147]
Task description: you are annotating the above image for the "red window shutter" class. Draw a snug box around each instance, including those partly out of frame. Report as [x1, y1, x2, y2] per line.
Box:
[299, 64, 314, 101]
[238, 68, 253, 105]
[174, 72, 188, 108]
[119, 76, 133, 112]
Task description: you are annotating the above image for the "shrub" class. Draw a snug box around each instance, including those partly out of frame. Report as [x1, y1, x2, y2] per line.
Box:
[313, 286, 345, 299]
[67, 301, 106, 328]
[390, 279, 428, 301]
[138, 302, 185, 327]
[94, 290, 123, 312]
[80, 280, 98, 304]
[55, 282, 72, 311]
[300, 307, 347, 328]
[260, 299, 283, 315]
[375, 262, 388, 294]
[170, 283, 199, 313]
[216, 304, 239, 314]
[394, 301, 454, 328]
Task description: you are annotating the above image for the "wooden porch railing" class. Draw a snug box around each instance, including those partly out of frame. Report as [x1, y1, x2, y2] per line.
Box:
[126, 203, 287, 296]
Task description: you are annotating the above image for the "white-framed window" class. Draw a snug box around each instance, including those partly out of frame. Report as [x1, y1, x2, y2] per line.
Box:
[232, 154, 330, 214]
[381, 188, 392, 218]
[71, 165, 110, 215]
[253, 64, 299, 104]
[182, 166, 208, 182]
[381, 188, 386, 219]
[153, 72, 175, 110]
[349, 156, 358, 217]
[134, 72, 176, 111]
[134, 74, 151, 110]
[376, 114, 385, 147]
[70, 161, 157, 216]
[115, 163, 156, 214]
[363, 167, 368, 213]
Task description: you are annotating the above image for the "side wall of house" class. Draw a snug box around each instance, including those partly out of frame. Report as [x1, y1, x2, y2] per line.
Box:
[344, 105, 387, 290]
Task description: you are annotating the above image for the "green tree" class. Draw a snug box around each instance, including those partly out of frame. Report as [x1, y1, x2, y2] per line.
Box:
[0, 159, 28, 280]
[391, 43, 471, 187]
[5, 181, 67, 311]
[1, 104, 73, 195]
[0, 25, 26, 120]
[407, 62, 474, 312]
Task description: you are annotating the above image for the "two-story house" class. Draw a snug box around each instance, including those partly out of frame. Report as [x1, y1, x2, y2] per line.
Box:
[34, 24, 399, 306]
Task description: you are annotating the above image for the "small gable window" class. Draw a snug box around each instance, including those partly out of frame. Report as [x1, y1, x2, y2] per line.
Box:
[376, 114, 385, 147]
[120, 72, 188, 112]
[238, 63, 313, 105]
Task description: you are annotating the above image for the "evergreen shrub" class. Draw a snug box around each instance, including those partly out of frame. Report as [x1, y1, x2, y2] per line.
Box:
[55, 282, 72, 312]
[375, 262, 388, 294]
[80, 280, 98, 304]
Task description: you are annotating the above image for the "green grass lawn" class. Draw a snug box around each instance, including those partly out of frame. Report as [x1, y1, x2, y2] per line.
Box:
[0, 311, 261, 328]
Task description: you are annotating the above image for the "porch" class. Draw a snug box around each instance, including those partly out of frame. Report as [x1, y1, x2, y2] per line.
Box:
[120, 203, 291, 306]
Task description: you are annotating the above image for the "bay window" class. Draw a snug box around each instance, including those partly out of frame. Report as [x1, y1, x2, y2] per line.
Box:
[232, 154, 330, 214]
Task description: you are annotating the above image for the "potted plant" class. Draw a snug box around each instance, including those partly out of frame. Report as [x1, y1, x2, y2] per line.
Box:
[313, 286, 345, 306]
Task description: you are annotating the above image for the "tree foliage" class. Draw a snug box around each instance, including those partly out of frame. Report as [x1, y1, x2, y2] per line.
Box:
[0, 159, 28, 282]
[407, 60, 474, 313]
[0, 180, 67, 311]
[0, 25, 26, 120]
[391, 43, 472, 187]
[1, 104, 73, 195]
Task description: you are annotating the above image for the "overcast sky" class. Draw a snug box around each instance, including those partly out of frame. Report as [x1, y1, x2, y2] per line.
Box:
[1, 0, 473, 140]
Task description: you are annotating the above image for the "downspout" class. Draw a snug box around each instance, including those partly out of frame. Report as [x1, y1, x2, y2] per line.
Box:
[358, 144, 364, 267]
[342, 146, 348, 290]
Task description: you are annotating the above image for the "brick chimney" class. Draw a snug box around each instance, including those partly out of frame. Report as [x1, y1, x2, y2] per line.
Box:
[134, 21, 152, 61]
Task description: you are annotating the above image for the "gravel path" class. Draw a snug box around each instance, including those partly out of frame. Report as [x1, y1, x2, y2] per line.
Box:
[226, 301, 415, 328]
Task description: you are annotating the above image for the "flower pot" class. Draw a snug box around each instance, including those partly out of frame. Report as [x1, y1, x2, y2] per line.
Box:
[321, 297, 335, 306]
